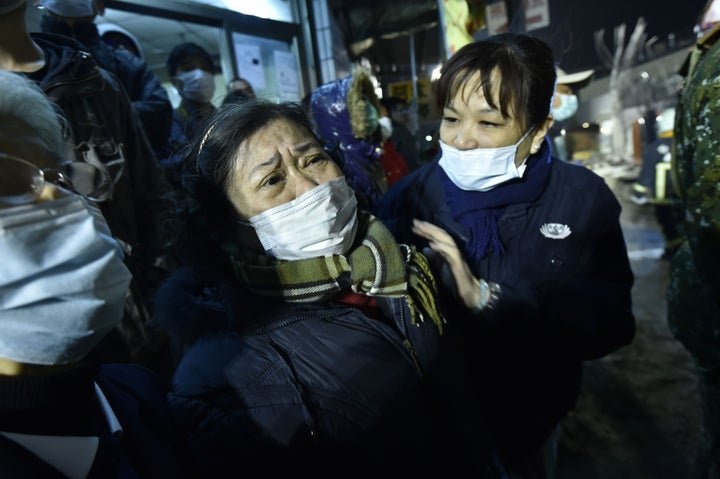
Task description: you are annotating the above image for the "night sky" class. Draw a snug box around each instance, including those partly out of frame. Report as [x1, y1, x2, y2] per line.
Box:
[531, 0, 709, 74]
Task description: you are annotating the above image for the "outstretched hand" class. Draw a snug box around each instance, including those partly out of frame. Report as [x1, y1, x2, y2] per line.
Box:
[411, 219, 481, 309]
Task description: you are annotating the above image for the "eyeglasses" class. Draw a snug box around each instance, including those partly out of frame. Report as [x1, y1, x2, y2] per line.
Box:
[0, 153, 110, 207]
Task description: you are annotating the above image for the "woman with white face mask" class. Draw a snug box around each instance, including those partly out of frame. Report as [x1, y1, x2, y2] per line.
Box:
[375, 33, 635, 479]
[153, 100, 505, 477]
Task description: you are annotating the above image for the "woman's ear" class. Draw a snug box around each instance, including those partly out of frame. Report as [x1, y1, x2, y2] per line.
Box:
[530, 116, 554, 154]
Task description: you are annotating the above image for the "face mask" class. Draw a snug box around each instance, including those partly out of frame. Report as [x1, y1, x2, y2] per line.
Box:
[438, 129, 532, 192]
[361, 102, 379, 139]
[552, 93, 579, 122]
[378, 116, 393, 141]
[176, 68, 215, 104]
[0, 194, 131, 365]
[247, 176, 359, 261]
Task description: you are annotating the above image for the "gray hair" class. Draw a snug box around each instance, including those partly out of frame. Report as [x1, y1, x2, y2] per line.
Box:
[0, 69, 69, 155]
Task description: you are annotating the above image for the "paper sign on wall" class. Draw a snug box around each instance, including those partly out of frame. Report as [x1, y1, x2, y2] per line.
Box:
[273, 50, 299, 101]
[234, 43, 265, 89]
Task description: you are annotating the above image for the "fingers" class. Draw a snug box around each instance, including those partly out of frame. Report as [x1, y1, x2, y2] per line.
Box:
[412, 219, 480, 308]
[412, 219, 456, 247]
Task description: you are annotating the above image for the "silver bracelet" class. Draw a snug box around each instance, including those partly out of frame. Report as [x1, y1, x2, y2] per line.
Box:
[471, 278, 501, 314]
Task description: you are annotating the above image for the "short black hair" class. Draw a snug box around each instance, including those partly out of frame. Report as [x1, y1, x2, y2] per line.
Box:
[166, 42, 214, 77]
[433, 33, 556, 131]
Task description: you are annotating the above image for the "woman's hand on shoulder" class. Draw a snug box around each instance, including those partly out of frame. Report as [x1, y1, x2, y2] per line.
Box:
[411, 219, 482, 309]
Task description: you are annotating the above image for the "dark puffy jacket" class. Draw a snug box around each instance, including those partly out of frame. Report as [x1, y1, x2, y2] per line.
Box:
[0, 363, 183, 479]
[29, 32, 174, 262]
[154, 267, 505, 478]
[375, 141, 636, 458]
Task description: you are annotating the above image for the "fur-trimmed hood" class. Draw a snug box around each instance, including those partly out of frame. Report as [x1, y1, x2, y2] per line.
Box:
[310, 69, 387, 210]
[311, 68, 381, 144]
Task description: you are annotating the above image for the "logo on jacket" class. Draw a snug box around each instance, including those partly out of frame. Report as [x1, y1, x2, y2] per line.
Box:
[540, 223, 572, 239]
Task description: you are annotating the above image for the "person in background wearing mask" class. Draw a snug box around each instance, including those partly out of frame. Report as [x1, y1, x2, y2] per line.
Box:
[162, 41, 217, 189]
[375, 33, 635, 478]
[152, 99, 506, 478]
[36, 0, 173, 160]
[549, 67, 595, 162]
[0, 68, 181, 479]
[97, 22, 143, 59]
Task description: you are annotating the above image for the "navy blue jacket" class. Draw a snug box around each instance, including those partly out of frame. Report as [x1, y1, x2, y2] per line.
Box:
[375, 142, 636, 458]
[154, 267, 505, 478]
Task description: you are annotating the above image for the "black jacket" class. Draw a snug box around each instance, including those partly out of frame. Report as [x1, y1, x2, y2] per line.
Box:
[28, 32, 174, 262]
[154, 266, 505, 478]
[375, 142, 636, 458]
[0, 363, 182, 478]
[39, 18, 173, 154]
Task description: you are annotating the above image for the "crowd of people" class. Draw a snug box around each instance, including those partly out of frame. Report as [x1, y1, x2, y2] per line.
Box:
[2, 0, 718, 477]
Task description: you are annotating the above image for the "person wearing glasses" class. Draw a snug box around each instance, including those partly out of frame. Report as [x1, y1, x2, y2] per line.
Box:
[0, 68, 182, 479]
[0, 0, 177, 372]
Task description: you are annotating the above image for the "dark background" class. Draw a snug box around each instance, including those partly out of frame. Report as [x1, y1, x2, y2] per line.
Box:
[330, 0, 709, 83]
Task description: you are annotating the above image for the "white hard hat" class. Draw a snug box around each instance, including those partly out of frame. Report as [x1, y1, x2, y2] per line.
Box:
[556, 67, 595, 89]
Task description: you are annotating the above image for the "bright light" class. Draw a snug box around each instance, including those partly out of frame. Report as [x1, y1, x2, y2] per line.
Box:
[431, 64, 443, 81]
[220, 0, 293, 22]
[425, 135, 433, 142]
[640, 71, 650, 80]
[582, 122, 590, 128]
[600, 125, 612, 135]
[638, 117, 646, 125]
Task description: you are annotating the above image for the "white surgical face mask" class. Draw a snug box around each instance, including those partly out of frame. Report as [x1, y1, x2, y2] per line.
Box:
[379, 116, 393, 141]
[0, 194, 131, 365]
[552, 93, 579, 122]
[176, 68, 215, 104]
[438, 129, 532, 191]
[248, 176, 359, 260]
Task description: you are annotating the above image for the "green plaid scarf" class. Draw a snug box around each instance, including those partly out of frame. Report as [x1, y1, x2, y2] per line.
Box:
[226, 212, 445, 334]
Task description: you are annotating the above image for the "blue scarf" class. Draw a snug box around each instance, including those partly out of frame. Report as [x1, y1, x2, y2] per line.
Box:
[439, 139, 553, 263]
